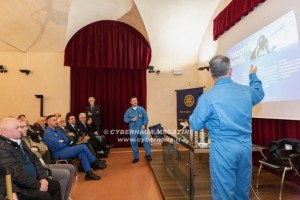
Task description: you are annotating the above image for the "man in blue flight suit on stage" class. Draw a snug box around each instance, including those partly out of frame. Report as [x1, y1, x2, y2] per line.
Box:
[124, 96, 152, 163]
[189, 55, 264, 200]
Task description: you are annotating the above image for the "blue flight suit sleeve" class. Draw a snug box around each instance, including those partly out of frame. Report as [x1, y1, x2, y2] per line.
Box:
[43, 130, 68, 152]
[189, 95, 212, 131]
[249, 73, 265, 106]
[141, 107, 148, 126]
[124, 108, 132, 124]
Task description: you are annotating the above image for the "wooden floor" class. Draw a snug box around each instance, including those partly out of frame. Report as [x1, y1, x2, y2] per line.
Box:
[149, 143, 300, 200]
[69, 145, 300, 200]
[70, 147, 163, 200]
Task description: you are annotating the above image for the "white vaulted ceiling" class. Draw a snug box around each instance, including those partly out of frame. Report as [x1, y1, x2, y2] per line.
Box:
[0, 0, 220, 55]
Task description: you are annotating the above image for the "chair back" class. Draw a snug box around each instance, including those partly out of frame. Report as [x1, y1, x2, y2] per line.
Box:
[149, 123, 165, 138]
[269, 138, 300, 168]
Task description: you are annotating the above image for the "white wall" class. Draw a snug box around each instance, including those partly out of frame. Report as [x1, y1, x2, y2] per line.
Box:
[139, 0, 220, 129]
[0, 52, 70, 124]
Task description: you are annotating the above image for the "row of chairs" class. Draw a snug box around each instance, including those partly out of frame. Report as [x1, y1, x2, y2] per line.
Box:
[47, 148, 80, 176]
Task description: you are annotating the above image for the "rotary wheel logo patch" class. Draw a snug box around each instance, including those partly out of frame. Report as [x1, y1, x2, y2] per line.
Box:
[184, 95, 194, 107]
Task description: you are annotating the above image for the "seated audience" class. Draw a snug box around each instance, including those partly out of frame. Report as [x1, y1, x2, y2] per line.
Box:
[65, 113, 86, 143]
[67, 113, 109, 158]
[56, 117, 75, 143]
[82, 115, 111, 158]
[54, 112, 62, 119]
[21, 119, 48, 158]
[31, 117, 47, 142]
[43, 115, 106, 181]
[0, 117, 61, 200]
[19, 119, 75, 200]
[58, 116, 105, 161]
[86, 116, 112, 148]
[77, 113, 89, 136]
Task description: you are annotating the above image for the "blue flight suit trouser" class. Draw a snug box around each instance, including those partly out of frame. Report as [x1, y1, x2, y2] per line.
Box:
[130, 129, 151, 159]
[55, 144, 96, 172]
[210, 142, 252, 200]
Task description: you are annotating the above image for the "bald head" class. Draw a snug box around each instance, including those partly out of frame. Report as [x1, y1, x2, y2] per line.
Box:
[57, 116, 66, 127]
[37, 117, 46, 127]
[0, 117, 22, 139]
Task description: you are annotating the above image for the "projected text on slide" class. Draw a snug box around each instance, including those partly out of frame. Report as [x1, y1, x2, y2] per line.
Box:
[227, 11, 300, 102]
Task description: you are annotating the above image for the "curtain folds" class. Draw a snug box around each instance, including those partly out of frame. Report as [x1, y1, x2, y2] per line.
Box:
[65, 20, 151, 69]
[65, 20, 151, 147]
[213, 0, 266, 40]
[252, 118, 300, 148]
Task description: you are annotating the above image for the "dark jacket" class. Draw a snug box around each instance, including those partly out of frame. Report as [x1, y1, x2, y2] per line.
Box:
[0, 135, 48, 192]
[0, 166, 7, 199]
[56, 126, 74, 142]
[65, 123, 83, 142]
[30, 123, 45, 143]
[85, 104, 101, 132]
[76, 121, 89, 136]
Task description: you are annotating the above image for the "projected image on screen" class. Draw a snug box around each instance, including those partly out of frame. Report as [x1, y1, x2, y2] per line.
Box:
[227, 11, 300, 102]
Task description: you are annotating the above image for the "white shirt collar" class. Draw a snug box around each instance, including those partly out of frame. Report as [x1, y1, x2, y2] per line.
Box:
[10, 138, 22, 145]
[132, 106, 138, 110]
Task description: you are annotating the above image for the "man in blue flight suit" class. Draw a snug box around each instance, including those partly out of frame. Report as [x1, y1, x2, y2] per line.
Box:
[189, 55, 264, 200]
[124, 96, 152, 163]
[43, 115, 106, 181]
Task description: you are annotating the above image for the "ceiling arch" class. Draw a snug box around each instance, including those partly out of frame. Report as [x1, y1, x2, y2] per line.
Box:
[66, 0, 149, 46]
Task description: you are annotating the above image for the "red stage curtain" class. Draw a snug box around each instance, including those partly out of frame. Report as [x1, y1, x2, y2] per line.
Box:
[252, 118, 300, 184]
[65, 20, 151, 147]
[213, 0, 266, 40]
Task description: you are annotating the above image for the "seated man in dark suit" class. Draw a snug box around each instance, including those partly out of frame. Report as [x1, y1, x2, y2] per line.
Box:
[0, 117, 61, 200]
[43, 115, 107, 181]
[57, 116, 106, 163]
[56, 117, 75, 142]
[77, 113, 110, 158]
[65, 113, 87, 143]
[76, 113, 89, 135]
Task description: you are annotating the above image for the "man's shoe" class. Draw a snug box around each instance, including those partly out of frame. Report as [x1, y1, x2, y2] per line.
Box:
[92, 162, 107, 170]
[96, 158, 106, 164]
[132, 159, 139, 163]
[107, 144, 115, 148]
[95, 163, 107, 170]
[97, 150, 104, 154]
[97, 150, 109, 158]
[98, 159, 106, 164]
[146, 155, 152, 161]
[85, 171, 101, 181]
[106, 144, 114, 148]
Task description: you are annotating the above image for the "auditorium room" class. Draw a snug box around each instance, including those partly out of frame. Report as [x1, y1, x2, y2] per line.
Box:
[1, 0, 300, 200]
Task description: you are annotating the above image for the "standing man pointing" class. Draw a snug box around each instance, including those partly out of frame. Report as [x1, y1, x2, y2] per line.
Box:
[124, 97, 152, 163]
[189, 55, 264, 200]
